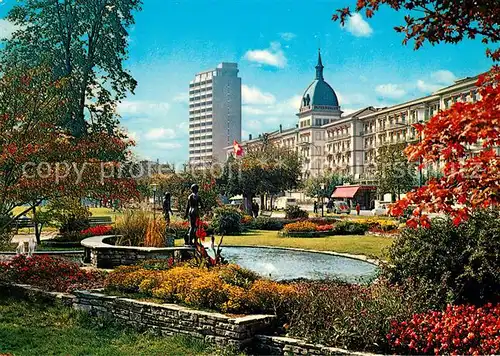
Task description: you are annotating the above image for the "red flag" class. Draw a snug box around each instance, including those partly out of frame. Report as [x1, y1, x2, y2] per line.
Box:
[233, 140, 243, 156]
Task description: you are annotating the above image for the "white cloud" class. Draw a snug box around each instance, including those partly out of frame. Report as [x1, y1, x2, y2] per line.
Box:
[244, 42, 287, 68]
[144, 128, 176, 140]
[416, 70, 457, 93]
[416, 80, 441, 93]
[117, 100, 170, 117]
[173, 92, 189, 103]
[431, 70, 457, 84]
[337, 92, 366, 106]
[153, 142, 182, 149]
[279, 32, 296, 41]
[344, 13, 373, 37]
[243, 106, 266, 115]
[375, 84, 406, 99]
[285, 95, 302, 111]
[0, 19, 20, 39]
[242, 84, 276, 105]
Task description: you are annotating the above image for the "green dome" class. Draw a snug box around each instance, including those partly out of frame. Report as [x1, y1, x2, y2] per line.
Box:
[300, 50, 339, 109]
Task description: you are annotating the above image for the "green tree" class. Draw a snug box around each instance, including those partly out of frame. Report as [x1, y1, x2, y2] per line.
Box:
[219, 144, 302, 214]
[304, 172, 351, 199]
[3, 0, 142, 136]
[375, 143, 416, 201]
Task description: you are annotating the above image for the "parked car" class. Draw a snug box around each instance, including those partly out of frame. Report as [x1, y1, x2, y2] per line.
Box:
[371, 204, 389, 216]
[331, 201, 350, 214]
[274, 197, 297, 210]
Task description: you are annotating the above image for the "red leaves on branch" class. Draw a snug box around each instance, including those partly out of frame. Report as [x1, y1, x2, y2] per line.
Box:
[391, 69, 500, 226]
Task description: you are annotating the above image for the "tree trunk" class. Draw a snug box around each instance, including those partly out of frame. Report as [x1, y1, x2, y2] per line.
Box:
[32, 205, 41, 245]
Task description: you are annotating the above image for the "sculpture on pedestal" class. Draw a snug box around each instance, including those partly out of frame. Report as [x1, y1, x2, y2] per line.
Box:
[184, 184, 203, 246]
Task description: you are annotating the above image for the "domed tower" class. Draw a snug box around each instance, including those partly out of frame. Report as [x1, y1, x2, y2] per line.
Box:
[296, 50, 342, 178]
[298, 49, 342, 122]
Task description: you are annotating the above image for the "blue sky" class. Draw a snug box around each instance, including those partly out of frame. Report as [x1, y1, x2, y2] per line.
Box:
[0, 0, 493, 164]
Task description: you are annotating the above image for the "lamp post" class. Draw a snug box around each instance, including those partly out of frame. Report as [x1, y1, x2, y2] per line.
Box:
[151, 183, 158, 220]
[320, 183, 325, 217]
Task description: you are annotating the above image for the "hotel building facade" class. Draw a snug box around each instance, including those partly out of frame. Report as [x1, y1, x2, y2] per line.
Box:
[227, 51, 480, 185]
[189, 62, 241, 167]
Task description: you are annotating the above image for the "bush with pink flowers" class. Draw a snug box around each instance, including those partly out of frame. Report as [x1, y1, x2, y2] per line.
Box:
[0, 254, 105, 292]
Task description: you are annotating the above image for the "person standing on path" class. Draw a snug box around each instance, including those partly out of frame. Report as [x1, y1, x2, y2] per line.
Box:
[356, 203, 361, 215]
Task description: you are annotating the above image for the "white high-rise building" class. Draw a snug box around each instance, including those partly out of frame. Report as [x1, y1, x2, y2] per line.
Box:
[188, 62, 241, 167]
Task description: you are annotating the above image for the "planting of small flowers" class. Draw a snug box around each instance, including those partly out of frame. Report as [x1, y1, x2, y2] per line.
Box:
[283, 221, 318, 233]
[104, 262, 296, 315]
[0, 254, 105, 292]
[387, 303, 500, 355]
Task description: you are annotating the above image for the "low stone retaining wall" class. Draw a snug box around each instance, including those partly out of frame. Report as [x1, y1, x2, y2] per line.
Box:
[254, 335, 379, 355]
[1, 283, 275, 349]
[81, 235, 194, 268]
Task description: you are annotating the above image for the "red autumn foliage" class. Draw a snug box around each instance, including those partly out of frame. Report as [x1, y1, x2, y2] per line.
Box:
[0, 254, 105, 292]
[387, 303, 500, 355]
[0, 67, 139, 221]
[332, 0, 500, 61]
[390, 69, 500, 225]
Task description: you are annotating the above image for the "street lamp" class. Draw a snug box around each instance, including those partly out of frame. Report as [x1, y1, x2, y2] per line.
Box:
[320, 183, 325, 217]
[151, 183, 158, 220]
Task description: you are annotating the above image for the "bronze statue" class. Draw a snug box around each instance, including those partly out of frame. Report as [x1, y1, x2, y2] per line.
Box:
[162, 192, 173, 224]
[184, 184, 203, 246]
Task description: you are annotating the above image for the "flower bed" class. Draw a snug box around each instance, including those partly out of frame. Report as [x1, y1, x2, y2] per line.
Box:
[0, 254, 105, 292]
[52, 225, 114, 243]
[280, 220, 370, 237]
[388, 303, 500, 355]
[105, 263, 297, 316]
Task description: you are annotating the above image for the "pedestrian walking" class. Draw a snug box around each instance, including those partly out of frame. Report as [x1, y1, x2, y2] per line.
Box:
[313, 201, 318, 214]
[356, 203, 361, 215]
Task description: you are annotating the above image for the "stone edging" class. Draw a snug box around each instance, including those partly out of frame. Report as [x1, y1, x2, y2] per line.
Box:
[255, 335, 381, 356]
[223, 244, 383, 266]
[81, 235, 194, 268]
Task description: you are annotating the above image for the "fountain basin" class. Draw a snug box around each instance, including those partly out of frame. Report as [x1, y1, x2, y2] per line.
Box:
[221, 246, 379, 283]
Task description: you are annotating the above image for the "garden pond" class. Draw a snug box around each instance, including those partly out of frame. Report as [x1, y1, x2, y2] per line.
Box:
[221, 246, 378, 283]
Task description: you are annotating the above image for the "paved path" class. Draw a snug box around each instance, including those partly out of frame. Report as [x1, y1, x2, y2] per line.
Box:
[11, 232, 57, 243]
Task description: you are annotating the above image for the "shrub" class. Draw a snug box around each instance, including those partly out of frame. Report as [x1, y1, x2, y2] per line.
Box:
[115, 210, 150, 246]
[283, 221, 318, 233]
[333, 220, 369, 235]
[385, 209, 500, 307]
[0, 254, 105, 292]
[285, 205, 308, 219]
[218, 264, 260, 289]
[104, 263, 298, 315]
[388, 303, 500, 355]
[211, 206, 242, 235]
[287, 279, 424, 353]
[250, 217, 290, 230]
[81, 225, 113, 237]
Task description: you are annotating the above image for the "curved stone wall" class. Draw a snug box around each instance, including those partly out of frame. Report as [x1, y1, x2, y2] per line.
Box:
[81, 235, 194, 268]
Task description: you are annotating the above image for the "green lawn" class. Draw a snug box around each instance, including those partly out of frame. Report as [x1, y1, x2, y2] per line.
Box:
[177, 230, 392, 259]
[0, 296, 224, 356]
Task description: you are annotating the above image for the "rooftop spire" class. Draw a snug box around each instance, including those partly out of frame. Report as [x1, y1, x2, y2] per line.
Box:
[315, 48, 324, 80]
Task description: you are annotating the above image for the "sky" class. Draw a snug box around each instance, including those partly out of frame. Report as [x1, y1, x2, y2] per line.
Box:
[0, 0, 494, 165]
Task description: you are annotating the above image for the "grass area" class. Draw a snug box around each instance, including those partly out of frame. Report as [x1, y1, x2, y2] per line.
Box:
[0, 296, 224, 356]
[176, 230, 392, 259]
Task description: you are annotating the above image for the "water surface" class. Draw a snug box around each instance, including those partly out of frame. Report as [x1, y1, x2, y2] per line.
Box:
[221, 246, 378, 283]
